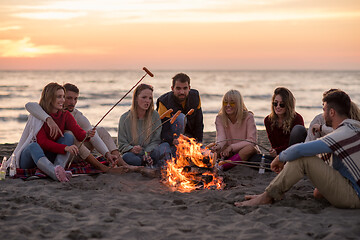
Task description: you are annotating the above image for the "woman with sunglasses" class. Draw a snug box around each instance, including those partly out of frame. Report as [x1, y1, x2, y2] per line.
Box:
[212, 90, 259, 171]
[264, 87, 306, 158]
[118, 84, 171, 169]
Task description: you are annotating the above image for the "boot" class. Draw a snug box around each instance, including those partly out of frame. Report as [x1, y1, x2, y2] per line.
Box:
[219, 154, 242, 171]
[36, 157, 69, 182]
[54, 152, 70, 168]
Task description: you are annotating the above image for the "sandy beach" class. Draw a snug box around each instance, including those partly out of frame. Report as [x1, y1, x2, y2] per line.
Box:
[1, 131, 359, 240]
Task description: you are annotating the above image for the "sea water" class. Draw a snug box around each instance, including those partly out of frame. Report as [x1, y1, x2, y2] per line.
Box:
[0, 70, 359, 143]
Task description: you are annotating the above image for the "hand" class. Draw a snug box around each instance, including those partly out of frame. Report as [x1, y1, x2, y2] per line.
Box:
[211, 143, 222, 153]
[64, 145, 79, 155]
[270, 155, 285, 174]
[143, 153, 153, 167]
[46, 117, 63, 139]
[87, 128, 96, 138]
[220, 145, 232, 158]
[131, 145, 142, 154]
[172, 138, 179, 146]
[105, 152, 118, 166]
[311, 123, 321, 135]
[269, 148, 277, 157]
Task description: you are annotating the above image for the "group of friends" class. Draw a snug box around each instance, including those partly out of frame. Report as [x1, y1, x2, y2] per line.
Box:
[6, 72, 360, 209]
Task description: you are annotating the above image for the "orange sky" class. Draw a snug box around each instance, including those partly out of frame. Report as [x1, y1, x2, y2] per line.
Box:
[0, 0, 359, 70]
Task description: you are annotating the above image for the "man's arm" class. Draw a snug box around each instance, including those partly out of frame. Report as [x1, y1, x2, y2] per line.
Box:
[25, 102, 63, 138]
[279, 140, 332, 162]
[74, 110, 110, 157]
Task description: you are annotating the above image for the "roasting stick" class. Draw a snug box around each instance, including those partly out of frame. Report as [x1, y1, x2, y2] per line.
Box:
[220, 160, 272, 171]
[206, 138, 271, 153]
[140, 110, 182, 146]
[127, 109, 173, 148]
[67, 67, 154, 169]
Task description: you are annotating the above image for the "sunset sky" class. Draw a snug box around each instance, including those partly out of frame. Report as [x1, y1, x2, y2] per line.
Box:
[0, 0, 359, 70]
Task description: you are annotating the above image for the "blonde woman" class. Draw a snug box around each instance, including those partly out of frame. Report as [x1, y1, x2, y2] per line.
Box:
[213, 90, 259, 171]
[118, 84, 171, 168]
[264, 87, 306, 157]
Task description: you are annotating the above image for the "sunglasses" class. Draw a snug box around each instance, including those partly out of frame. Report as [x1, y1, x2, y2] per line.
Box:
[223, 101, 236, 107]
[272, 102, 285, 108]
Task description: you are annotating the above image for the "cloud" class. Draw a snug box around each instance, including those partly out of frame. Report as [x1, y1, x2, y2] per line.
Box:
[12, 11, 87, 20]
[0, 37, 67, 57]
[0, 26, 21, 31]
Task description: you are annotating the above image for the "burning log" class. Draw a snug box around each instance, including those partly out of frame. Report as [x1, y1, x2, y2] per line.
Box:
[162, 135, 224, 192]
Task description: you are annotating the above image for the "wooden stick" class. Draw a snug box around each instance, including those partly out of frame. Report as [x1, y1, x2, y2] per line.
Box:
[141, 110, 181, 146]
[206, 139, 271, 152]
[220, 161, 272, 171]
[67, 67, 154, 169]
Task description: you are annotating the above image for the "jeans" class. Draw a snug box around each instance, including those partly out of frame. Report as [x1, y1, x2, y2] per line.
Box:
[19, 132, 74, 169]
[123, 142, 172, 168]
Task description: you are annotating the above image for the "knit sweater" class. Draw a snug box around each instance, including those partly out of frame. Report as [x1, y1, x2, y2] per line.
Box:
[215, 112, 259, 153]
[36, 110, 86, 154]
[117, 110, 162, 155]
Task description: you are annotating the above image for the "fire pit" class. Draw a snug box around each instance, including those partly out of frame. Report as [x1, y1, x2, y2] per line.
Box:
[162, 135, 224, 192]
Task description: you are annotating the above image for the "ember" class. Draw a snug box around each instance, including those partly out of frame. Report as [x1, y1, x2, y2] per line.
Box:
[162, 135, 224, 192]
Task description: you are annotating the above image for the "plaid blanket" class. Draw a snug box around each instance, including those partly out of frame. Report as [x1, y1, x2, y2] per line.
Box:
[321, 119, 360, 186]
[1, 156, 108, 180]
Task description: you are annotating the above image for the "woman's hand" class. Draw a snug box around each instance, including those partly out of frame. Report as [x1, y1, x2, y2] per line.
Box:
[46, 117, 63, 139]
[65, 145, 79, 155]
[131, 145, 142, 154]
[269, 148, 277, 157]
[87, 129, 96, 138]
[143, 153, 153, 167]
[220, 145, 232, 158]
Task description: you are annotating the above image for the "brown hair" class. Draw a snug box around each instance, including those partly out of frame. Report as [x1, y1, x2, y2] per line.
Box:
[39, 82, 65, 114]
[269, 87, 296, 134]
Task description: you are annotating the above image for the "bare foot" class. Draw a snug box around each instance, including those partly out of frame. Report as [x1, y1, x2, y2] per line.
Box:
[107, 166, 130, 174]
[244, 194, 261, 200]
[234, 192, 273, 207]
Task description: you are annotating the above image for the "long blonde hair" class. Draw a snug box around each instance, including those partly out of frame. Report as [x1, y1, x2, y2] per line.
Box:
[218, 89, 249, 128]
[269, 87, 296, 134]
[39, 82, 65, 114]
[129, 84, 154, 145]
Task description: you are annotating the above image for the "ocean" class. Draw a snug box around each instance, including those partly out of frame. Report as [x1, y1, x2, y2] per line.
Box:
[0, 70, 359, 144]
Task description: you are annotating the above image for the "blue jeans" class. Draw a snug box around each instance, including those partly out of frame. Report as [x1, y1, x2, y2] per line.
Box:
[19, 133, 74, 169]
[123, 142, 172, 168]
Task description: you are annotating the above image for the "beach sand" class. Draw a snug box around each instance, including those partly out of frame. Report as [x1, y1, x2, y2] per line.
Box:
[1, 131, 359, 239]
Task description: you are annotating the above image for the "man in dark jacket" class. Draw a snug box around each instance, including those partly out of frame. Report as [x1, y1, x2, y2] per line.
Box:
[156, 73, 204, 149]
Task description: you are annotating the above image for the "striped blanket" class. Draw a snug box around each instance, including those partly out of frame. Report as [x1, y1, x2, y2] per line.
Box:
[1, 156, 107, 180]
[321, 119, 360, 186]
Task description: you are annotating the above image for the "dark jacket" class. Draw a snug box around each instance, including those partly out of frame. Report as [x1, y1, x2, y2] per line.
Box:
[156, 89, 204, 145]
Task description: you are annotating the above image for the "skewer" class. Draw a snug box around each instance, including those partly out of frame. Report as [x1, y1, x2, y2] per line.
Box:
[219, 160, 272, 171]
[206, 138, 271, 152]
[141, 110, 181, 146]
[67, 67, 154, 169]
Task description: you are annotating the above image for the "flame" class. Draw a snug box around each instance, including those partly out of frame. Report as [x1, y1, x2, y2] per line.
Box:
[162, 134, 224, 192]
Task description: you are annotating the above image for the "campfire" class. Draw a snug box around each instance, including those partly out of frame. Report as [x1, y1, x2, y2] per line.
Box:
[162, 135, 224, 192]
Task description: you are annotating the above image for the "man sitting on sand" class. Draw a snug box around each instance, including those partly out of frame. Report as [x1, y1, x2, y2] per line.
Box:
[235, 89, 360, 208]
[156, 73, 204, 151]
[25, 83, 128, 172]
